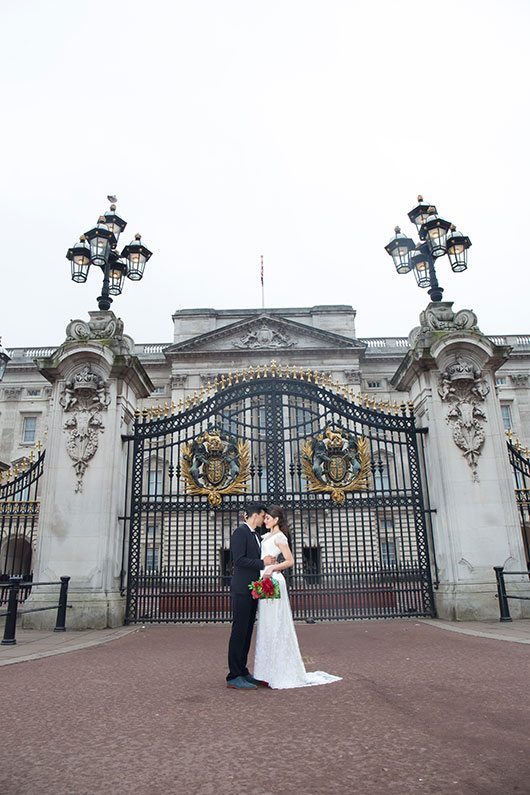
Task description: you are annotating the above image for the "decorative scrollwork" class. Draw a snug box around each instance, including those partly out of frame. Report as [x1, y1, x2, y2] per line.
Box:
[302, 425, 370, 503]
[438, 356, 490, 482]
[182, 427, 250, 506]
[60, 365, 111, 493]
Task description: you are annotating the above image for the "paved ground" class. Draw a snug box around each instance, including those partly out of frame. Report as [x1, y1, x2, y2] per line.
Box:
[1, 620, 529, 794]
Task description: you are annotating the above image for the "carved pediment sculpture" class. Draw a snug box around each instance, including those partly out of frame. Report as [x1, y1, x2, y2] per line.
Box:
[232, 324, 296, 350]
[438, 356, 490, 482]
[60, 366, 111, 493]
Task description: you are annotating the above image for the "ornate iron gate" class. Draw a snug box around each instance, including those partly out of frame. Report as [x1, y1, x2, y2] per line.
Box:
[125, 366, 435, 622]
[0, 450, 45, 604]
[507, 437, 530, 568]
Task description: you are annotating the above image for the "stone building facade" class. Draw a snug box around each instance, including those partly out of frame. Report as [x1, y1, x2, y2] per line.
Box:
[1, 304, 529, 467]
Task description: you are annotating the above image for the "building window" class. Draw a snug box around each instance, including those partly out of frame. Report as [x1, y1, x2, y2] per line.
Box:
[146, 526, 158, 543]
[367, 380, 382, 389]
[26, 388, 41, 397]
[22, 416, 37, 444]
[373, 457, 390, 491]
[380, 540, 397, 568]
[152, 386, 166, 395]
[495, 376, 507, 386]
[145, 546, 160, 572]
[302, 545, 321, 584]
[501, 404, 512, 431]
[147, 469, 163, 496]
[220, 547, 232, 586]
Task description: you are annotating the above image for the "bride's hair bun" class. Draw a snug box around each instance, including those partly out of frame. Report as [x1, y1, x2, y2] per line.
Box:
[266, 504, 289, 534]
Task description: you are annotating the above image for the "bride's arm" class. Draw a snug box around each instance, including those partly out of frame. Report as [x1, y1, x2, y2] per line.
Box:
[267, 541, 293, 574]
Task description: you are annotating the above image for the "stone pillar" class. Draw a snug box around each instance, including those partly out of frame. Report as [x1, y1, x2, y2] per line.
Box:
[24, 312, 153, 629]
[392, 302, 528, 620]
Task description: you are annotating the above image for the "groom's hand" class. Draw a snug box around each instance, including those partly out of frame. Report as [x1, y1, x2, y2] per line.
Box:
[263, 555, 276, 566]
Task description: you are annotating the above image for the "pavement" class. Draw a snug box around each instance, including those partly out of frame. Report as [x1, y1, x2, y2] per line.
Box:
[1, 619, 529, 794]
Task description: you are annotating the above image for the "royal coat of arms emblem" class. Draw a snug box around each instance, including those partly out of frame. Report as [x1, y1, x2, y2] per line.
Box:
[302, 424, 370, 503]
[182, 427, 250, 506]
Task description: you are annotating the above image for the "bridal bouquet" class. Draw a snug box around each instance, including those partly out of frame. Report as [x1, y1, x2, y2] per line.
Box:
[249, 576, 281, 600]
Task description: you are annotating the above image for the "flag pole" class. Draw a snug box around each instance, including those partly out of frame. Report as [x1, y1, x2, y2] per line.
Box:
[260, 254, 265, 309]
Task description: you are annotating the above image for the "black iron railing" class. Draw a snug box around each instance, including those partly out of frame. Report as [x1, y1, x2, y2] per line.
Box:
[131, 563, 432, 623]
[494, 566, 530, 622]
[0, 576, 70, 645]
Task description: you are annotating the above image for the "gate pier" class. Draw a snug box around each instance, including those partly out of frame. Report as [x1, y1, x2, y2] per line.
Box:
[393, 302, 528, 620]
[23, 312, 152, 629]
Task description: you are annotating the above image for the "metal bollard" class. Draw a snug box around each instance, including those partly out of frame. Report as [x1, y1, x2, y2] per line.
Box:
[494, 566, 512, 622]
[1, 578, 21, 645]
[54, 576, 70, 632]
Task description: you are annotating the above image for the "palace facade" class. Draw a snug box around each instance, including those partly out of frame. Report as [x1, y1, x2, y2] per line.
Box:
[1, 304, 529, 468]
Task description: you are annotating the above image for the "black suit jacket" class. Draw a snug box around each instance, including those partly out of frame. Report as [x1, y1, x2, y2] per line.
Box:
[230, 523, 264, 595]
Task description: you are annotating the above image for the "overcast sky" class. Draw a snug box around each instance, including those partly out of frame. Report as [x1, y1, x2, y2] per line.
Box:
[1, 0, 529, 347]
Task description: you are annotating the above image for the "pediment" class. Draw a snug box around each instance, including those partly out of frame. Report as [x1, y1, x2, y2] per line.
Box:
[163, 314, 365, 355]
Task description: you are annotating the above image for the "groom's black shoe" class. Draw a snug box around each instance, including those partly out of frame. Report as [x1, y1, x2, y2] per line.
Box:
[244, 674, 269, 688]
[227, 676, 257, 690]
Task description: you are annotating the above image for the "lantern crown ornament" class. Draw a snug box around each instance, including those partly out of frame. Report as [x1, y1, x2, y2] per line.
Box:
[384, 197, 471, 303]
[66, 198, 153, 311]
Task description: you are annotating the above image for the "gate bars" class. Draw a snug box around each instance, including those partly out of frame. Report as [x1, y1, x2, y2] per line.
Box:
[0, 450, 45, 604]
[507, 436, 530, 568]
[124, 366, 436, 623]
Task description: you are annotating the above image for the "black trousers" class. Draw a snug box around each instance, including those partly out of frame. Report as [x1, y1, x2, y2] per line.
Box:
[227, 591, 258, 681]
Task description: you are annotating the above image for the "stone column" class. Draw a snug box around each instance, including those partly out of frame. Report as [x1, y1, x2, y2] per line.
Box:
[24, 311, 153, 629]
[392, 302, 528, 620]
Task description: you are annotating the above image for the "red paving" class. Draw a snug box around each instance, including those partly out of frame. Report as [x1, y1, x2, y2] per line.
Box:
[1, 620, 529, 794]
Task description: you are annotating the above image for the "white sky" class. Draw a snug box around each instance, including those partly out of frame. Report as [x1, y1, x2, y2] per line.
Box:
[1, 0, 529, 347]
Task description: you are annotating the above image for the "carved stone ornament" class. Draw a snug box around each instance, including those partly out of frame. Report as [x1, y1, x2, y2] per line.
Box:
[509, 372, 529, 386]
[3, 387, 23, 400]
[60, 366, 111, 493]
[232, 324, 296, 350]
[438, 356, 490, 482]
[344, 369, 362, 385]
[182, 427, 250, 506]
[409, 302, 480, 348]
[302, 424, 370, 504]
[65, 311, 134, 354]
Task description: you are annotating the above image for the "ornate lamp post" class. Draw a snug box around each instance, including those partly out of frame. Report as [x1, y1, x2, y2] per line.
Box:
[0, 337, 10, 381]
[384, 196, 471, 302]
[66, 198, 153, 310]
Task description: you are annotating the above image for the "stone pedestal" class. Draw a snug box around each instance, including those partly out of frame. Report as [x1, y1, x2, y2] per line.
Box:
[23, 312, 152, 629]
[393, 302, 529, 620]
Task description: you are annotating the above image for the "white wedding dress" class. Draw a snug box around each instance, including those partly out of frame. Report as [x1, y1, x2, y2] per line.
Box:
[253, 531, 342, 690]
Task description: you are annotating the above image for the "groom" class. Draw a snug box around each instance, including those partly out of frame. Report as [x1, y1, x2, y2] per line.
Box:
[226, 502, 275, 690]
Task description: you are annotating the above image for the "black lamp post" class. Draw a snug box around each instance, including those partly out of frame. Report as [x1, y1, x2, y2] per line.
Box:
[66, 199, 153, 311]
[0, 338, 10, 382]
[384, 196, 471, 302]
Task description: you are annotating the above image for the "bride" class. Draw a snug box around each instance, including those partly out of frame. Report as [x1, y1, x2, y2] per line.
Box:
[253, 505, 342, 690]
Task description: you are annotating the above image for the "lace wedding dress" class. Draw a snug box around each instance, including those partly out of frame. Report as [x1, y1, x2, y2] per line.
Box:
[253, 531, 342, 690]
